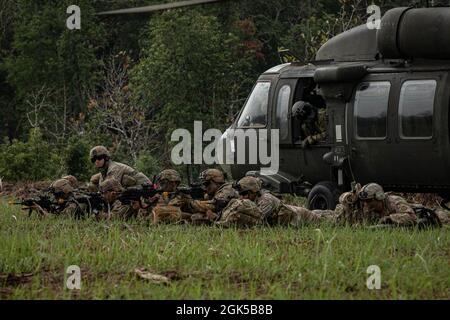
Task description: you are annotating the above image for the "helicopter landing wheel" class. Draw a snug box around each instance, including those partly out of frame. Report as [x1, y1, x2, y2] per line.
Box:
[307, 181, 339, 210]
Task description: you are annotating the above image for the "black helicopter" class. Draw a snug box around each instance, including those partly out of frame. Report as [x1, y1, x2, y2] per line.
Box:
[98, 1, 450, 209]
[220, 6, 450, 210]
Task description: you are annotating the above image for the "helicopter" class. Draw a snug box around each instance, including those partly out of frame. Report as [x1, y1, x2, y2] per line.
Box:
[97, 1, 450, 209]
[219, 6, 450, 210]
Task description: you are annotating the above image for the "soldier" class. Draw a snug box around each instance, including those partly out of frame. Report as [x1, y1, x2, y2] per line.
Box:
[46, 179, 87, 218]
[235, 176, 326, 226]
[190, 169, 238, 225]
[89, 145, 151, 190]
[292, 101, 327, 148]
[148, 169, 192, 224]
[334, 183, 445, 228]
[99, 178, 140, 220]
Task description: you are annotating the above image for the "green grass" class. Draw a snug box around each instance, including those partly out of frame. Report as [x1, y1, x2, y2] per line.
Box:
[0, 199, 449, 299]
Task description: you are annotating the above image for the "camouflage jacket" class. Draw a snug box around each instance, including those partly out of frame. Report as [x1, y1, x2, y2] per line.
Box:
[103, 200, 138, 220]
[216, 198, 263, 228]
[255, 191, 297, 226]
[256, 190, 335, 226]
[95, 161, 151, 188]
[58, 201, 87, 218]
[335, 193, 417, 226]
[190, 182, 238, 216]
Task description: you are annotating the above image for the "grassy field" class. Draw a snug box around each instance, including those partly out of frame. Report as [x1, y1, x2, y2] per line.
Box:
[0, 199, 449, 300]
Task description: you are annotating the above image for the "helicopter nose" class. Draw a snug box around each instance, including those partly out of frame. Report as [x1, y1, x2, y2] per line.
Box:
[215, 128, 235, 175]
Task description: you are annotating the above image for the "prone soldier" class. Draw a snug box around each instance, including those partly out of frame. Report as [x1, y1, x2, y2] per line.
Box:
[47, 179, 87, 218]
[189, 169, 238, 225]
[333, 183, 446, 228]
[99, 178, 140, 220]
[149, 169, 191, 224]
[234, 176, 331, 227]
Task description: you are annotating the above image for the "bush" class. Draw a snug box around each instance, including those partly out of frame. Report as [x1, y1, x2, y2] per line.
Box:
[63, 136, 95, 181]
[134, 152, 162, 181]
[0, 128, 62, 182]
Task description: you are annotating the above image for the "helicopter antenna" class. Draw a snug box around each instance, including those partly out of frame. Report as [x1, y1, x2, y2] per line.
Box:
[97, 0, 225, 16]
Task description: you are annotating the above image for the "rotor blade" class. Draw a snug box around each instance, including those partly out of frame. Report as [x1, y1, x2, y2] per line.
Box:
[97, 0, 224, 16]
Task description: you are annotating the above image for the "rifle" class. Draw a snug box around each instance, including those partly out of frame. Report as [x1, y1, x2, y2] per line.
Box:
[118, 183, 205, 205]
[9, 194, 58, 216]
[118, 183, 160, 205]
[176, 182, 205, 200]
[339, 182, 362, 223]
[69, 192, 106, 216]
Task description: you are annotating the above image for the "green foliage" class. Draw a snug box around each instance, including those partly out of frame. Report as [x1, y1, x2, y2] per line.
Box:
[63, 136, 94, 181]
[134, 152, 162, 180]
[132, 11, 231, 134]
[0, 128, 62, 182]
[2, 0, 106, 141]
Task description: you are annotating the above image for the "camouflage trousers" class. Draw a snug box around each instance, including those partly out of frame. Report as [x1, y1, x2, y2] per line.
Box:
[215, 199, 263, 228]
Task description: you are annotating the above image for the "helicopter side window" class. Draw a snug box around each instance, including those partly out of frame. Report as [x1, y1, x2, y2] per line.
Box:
[237, 82, 270, 128]
[354, 81, 390, 139]
[276, 85, 291, 141]
[399, 80, 436, 139]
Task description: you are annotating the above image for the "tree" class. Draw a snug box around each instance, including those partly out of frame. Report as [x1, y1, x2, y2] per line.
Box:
[3, 0, 106, 142]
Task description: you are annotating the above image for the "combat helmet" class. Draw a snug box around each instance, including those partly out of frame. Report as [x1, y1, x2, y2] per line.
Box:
[157, 169, 181, 183]
[292, 101, 313, 119]
[236, 176, 262, 193]
[89, 146, 110, 162]
[358, 183, 386, 201]
[51, 179, 74, 195]
[199, 169, 225, 184]
[62, 175, 78, 187]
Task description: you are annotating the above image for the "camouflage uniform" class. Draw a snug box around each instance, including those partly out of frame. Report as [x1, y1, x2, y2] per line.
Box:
[292, 101, 327, 147]
[215, 198, 263, 228]
[236, 176, 331, 226]
[49, 179, 87, 217]
[89, 146, 151, 190]
[86, 173, 101, 193]
[149, 169, 186, 224]
[334, 183, 441, 227]
[99, 178, 138, 220]
[190, 169, 238, 225]
[302, 108, 328, 147]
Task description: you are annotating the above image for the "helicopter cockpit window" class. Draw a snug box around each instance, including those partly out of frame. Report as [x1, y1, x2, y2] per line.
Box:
[399, 80, 436, 139]
[237, 82, 270, 128]
[276, 85, 291, 141]
[354, 81, 390, 139]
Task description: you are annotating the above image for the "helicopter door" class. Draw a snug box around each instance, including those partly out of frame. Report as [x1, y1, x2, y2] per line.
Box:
[349, 74, 445, 186]
[388, 75, 447, 186]
[347, 79, 393, 184]
[273, 79, 297, 177]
